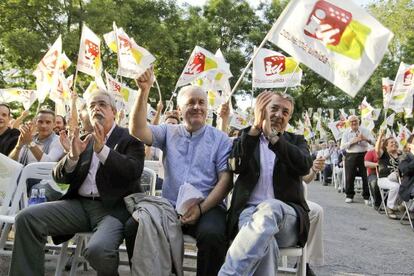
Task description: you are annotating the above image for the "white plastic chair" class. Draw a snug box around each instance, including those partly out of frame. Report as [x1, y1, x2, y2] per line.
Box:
[56, 167, 158, 276]
[279, 246, 307, 276]
[0, 162, 57, 253]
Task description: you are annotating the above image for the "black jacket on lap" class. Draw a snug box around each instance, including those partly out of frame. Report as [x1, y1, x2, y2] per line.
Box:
[0, 127, 20, 156]
[227, 127, 312, 246]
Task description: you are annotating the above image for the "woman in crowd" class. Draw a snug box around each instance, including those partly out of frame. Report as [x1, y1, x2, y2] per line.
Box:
[375, 129, 401, 219]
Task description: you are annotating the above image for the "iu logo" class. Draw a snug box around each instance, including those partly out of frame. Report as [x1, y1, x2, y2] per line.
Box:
[184, 52, 205, 75]
[118, 36, 132, 51]
[403, 68, 414, 86]
[304, 0, 352, 46]
[84, 39, 99, 61]
[264, 55, 285, 76]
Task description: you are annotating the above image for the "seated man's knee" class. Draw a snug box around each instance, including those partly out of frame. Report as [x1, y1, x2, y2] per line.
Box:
[84, 241, 119, 273]
[257, 199, 286, 220]
[308, 201, 323, 222]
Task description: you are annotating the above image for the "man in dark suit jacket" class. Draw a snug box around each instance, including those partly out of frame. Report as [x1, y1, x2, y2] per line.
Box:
[219, 91, 312, 275]
[9, 91, 145, 276]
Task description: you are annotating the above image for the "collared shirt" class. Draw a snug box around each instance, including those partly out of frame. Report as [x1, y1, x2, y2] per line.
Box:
[340, 127, 374, 153]
[18, 133, 64, 164]
[247, 135, 276, 206]
[65, 123, 116, 197]
[149, 124, 232, 206]
[317, 147, 335, 164]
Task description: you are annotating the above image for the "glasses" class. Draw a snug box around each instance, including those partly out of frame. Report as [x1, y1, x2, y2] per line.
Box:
[89, 101, 109, 110]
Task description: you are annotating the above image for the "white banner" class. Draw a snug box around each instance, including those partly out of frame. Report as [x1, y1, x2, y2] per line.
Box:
[252, 48, 302, 88]
[268, 0, 393, 97]
[388, 62, 414, 114]
[77, 25, 102, 77]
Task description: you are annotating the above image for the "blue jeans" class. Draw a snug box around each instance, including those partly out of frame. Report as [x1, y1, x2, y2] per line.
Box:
[219, 199, 299, 276]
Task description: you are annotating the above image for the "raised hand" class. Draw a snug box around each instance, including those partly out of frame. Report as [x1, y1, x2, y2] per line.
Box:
[136, 67, 155, 94]
[218, 102, 230, 121]
[17, 122, 33, 147]
[92, 121, 105, 153]
[59, 130, 70, 153]
[253, 91, 273, 130]
[69, 127, 91, 160]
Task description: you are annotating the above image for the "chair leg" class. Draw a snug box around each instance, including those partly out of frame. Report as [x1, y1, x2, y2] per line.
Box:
[55, 241, 69, 276]
[69, 235, 86, 276]
[298, 245, 307, 276]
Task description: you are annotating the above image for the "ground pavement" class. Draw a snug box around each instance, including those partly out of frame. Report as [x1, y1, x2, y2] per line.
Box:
[1, 181, 414, 275]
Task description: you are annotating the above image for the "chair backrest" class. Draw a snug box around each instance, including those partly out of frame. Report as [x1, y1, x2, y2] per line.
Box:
[0, 153, 24, 215]
[10, 162, 57, 213]
[140, 167, 157, 196]
[144, 160, 164, 179]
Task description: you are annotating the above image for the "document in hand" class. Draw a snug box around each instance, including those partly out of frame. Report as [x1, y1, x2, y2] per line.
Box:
[175, 182, 204, 216]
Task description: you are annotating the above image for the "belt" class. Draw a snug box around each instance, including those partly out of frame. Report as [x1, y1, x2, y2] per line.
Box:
[79, 195, 102, 201]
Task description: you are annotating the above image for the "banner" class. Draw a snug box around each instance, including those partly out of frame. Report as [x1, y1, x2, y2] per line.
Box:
[77, 25, 102, 77]
[111, 23, 155, 79]
[176, 46, 219, 87]
[252, 47, 302, 88]
[268, 0, 393, 97]
[388, 62, 414, 114]
[33, 35, 62, 103]
[0, 88, 37, 110]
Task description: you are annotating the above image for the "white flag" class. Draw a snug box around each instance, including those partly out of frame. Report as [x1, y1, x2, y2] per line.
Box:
[77, 25, 102, 77]
[252, 48, 302, 88]
[112, 23, 156, 79]
[33, 35, 62, 103]
[388, 62, 414, 114]
[382, 77, 394, 109]
[359, 97, 374, 119]
[0, 88, 37, 110]
[268, 0, 393, 97]
[176, 46, 219, 87]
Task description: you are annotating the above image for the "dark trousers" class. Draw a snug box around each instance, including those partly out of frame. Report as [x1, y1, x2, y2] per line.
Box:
[323, 164, 332, 184]
[368, 174, 382, 207]
[345, 152, 370, 199]
[10, 199, 123, 276]
[124, 205, 227, 276]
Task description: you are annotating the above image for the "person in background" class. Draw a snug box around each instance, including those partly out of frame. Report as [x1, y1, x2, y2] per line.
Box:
[9, 109, 64, 165]
[375, 129, 401, 219]
[54, 115, 67, 134]
[340, 115, 374, 204]
[0, 103, 20, 156]
[364, 146, 382, 210]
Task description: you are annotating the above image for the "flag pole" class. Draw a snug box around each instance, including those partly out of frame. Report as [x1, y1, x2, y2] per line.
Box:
[227, 23, 279, 101]
[282, 61, 301, 94]
[154, 76, 163, 103]
[72, 68, 79, 94]
[163, 86, 178, 116]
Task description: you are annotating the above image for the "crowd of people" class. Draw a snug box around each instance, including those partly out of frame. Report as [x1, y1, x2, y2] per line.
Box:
[0, 67, 413, 276]
[308, 115, 414, 221]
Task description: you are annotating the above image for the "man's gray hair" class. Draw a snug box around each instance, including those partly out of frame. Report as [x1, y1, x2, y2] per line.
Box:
[176, 85, 206, 108]
[86, 90, 117, 112]
[273, 91, 295, 114]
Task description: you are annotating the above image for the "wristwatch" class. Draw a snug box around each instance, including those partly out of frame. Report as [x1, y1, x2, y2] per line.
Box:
[28, 141, 37, 149]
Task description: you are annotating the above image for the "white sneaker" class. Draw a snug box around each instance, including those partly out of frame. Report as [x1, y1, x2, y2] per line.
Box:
[364, 200, 370, 206]
[345, 198, 353, 203]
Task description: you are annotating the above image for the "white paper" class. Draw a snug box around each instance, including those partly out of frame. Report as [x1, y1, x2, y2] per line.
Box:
[175, 182, 204, 216]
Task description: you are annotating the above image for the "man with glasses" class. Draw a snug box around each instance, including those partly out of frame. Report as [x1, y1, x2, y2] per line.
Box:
[340, 115, 374, 204]
[9, 91, 145, 276]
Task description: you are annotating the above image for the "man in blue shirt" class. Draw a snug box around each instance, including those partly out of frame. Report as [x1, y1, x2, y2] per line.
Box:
[127, 68, 233, 276]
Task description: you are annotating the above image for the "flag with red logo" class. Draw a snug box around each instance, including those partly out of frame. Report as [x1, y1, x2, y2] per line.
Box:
[252, 48, 302, 88]
[77, 25, 102, 77]
[107, 23, 155, 79]
[176, 46, 219, 87]
[268, 0, 393, 97]
[33, 35, 62, 103]
[105, 71, 137, 113]
[388, 62, 414, 114]
[59, 52, 71, 72]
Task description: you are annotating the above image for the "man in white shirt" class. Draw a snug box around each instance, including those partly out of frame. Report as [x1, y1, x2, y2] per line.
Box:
[9, 109, 64, 165]
[340, 115, 375, 203]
